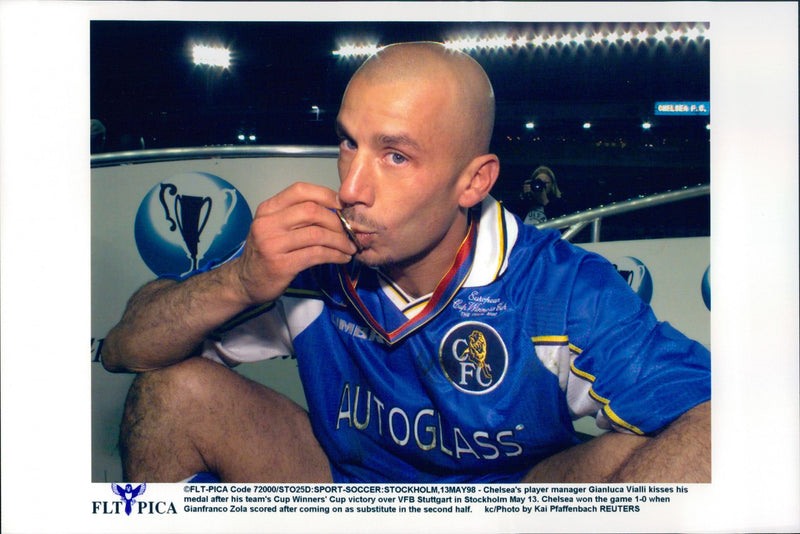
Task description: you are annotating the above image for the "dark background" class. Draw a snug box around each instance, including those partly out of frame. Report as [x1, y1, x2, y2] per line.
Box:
[91, 21, 710, 241]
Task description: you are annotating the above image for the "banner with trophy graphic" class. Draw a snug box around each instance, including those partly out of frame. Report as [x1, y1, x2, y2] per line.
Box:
[134, 172, 252, 278]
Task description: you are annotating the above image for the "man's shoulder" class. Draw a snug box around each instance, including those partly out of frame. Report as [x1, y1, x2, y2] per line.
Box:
[507, 224, 606, 279]
[511, 223, 572, 256]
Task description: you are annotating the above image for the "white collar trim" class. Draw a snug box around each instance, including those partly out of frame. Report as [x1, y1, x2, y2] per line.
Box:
[464, 196, 519, 288]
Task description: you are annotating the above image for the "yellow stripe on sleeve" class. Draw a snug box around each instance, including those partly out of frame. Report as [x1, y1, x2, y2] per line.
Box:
[603, 405, 645, 435]
[530, 335, 569, 343]
[570, 361, 645, 435]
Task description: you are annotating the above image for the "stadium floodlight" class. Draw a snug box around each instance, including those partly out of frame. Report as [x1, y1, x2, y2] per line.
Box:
[642, 121, 652, 130]
[583, 122, 592, 129]
[525, 122, 535, 130]
[332, 44, 381, 57]
[333, 23, 709, 57]
[192, 44, 231, 68]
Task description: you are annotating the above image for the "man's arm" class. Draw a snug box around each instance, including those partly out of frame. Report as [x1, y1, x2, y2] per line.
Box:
[523, 401, 710, 483]
[102, 267, 252, 372]
[102, 183, 357, 373]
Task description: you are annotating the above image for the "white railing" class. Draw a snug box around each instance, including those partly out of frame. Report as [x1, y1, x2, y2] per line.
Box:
[536, 183, 710, 242]
[91, 145, 339, 168]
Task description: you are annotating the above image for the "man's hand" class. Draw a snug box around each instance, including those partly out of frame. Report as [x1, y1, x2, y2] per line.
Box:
[231, 182, 358, 306]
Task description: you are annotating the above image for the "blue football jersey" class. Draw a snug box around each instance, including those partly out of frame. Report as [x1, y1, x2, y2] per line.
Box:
[203, 197, 711, 482]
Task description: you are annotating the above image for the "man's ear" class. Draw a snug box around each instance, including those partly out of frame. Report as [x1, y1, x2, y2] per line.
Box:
[458, 154, 500, 208]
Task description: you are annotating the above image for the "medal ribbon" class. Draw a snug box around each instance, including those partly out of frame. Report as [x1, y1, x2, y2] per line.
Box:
[339, 214, 478, 345]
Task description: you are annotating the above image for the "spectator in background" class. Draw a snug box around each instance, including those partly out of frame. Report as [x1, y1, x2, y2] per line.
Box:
[521, 165, 561, 225]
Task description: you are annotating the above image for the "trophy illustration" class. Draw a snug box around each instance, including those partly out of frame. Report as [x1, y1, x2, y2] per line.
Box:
[615, 263, 645, 287]
[159, 183, 212, 272]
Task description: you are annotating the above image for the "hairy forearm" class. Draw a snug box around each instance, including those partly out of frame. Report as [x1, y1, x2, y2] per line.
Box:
[523, 401, 711, 483]
[102, 262, 251, 373]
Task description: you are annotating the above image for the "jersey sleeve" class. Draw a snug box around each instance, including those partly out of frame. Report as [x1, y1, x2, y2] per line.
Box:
[201, 300, 294, 365]
[564, 254, 711, 435]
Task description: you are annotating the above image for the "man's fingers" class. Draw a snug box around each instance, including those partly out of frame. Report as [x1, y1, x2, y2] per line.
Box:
[261, 224, 357, 256]
[233, 182, 355, 304]
[278, 200, 347, 234]
[255, 182, 340, 218]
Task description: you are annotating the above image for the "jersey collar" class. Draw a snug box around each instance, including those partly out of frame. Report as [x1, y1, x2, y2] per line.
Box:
[336, 196, 518, 345]
[464, 195, 519, 289]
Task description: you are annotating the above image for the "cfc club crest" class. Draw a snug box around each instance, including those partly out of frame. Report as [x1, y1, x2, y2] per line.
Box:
[439, 322, 508, 394]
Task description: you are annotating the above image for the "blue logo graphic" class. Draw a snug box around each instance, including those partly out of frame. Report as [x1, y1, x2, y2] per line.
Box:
[439, 322, 508, 394]
[701, 265, 711, 310]
[111, 483, 146, 516]
[611, 256, 653, 304]
[134, 172, 252, 277]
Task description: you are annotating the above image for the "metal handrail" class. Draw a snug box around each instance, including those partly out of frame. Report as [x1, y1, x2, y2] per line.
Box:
[90, 145, 339, 168]
[536, 183, 710, 242]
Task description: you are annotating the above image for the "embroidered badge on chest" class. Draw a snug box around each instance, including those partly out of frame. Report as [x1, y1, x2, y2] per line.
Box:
[439, 322, 508, 394]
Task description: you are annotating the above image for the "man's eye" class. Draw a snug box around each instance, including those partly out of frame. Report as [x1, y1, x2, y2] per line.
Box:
[389, 152, 407, 164]
[339, 138, 356, 151]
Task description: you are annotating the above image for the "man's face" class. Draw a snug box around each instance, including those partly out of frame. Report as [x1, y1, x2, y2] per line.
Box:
[335, 75, 472, 270]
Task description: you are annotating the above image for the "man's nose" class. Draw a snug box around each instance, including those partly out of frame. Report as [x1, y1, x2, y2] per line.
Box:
[338, 152, 374, 206]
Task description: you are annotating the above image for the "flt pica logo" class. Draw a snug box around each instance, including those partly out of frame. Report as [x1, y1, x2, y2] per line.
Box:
[112, 482, 145, 515]
[92, 483, 177, 515]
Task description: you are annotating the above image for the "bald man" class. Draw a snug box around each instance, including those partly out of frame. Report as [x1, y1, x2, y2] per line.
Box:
[104, 43, 710, 484]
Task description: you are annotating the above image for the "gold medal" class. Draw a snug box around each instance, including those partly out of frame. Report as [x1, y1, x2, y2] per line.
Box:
[336, 210, 362, 252]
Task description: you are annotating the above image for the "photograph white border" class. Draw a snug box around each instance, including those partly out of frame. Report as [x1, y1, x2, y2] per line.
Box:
[1, 2, 797, 533]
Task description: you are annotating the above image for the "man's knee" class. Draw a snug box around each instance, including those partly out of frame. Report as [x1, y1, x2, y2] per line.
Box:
[125, 356, 224, 412]
[119, 357, 226, 477]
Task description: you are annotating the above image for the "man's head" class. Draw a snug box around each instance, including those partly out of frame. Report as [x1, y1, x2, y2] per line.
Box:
[335, 42, 499, 288]
[347, 42, 496, 158]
